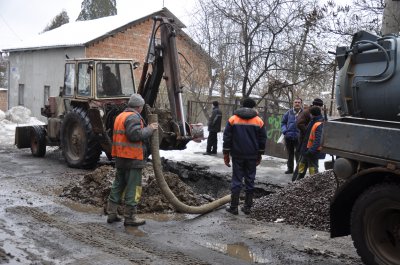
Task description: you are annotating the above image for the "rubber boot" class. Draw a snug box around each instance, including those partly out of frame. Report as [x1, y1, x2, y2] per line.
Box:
[226, 193, 240, 215]
[241, 193, 253, 215]
[124, 205, 146, 226]
[106, 200, 122, 224]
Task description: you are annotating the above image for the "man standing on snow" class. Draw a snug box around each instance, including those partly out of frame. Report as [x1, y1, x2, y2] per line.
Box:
[223, 98, 267, 215]
[280, 98, 303, 174]
[106, 94, 158, 227]
[204, 101, 222, 155]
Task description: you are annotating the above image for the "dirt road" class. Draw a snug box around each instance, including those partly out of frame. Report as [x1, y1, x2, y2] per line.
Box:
[0, 146, 362, 265]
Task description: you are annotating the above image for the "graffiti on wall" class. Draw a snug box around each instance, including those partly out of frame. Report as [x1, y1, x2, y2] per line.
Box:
[267, 114, 282, 143]
[264, 112, 287, 159]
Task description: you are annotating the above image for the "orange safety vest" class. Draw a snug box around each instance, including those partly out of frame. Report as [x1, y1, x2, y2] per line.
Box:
[307, 121, 323, 151]
[111, 111, 144, 160]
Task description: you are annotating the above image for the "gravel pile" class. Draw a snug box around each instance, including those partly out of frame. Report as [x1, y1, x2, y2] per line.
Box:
[61, 164, 209, 213]
[251, 170, 338, 232]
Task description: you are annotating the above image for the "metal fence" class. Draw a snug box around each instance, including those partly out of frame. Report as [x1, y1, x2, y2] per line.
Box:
[187, 98, 289, 159]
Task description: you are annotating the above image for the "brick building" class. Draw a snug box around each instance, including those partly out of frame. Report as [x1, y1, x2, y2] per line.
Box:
[0, 89, 7, 111]
[2, 8, 211, 121]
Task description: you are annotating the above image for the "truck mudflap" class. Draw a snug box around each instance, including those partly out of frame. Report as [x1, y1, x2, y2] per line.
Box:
[15, 126, 34, 148]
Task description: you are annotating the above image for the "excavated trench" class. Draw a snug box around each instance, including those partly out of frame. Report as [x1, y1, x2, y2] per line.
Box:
[60, 158, 276, 215]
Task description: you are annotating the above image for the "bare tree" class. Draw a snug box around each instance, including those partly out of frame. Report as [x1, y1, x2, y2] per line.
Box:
[381, 0, 400, 35]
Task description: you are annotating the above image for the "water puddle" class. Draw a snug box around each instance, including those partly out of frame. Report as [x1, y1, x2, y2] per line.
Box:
[60, 200, 101, 214]
[139, 212, 191, 222]
[124, 226, 147, 237]
[203, 241, 270, 263]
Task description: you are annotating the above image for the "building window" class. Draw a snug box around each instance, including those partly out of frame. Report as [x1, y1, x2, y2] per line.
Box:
[18, 84, 24, 106]
[44, 85, 50, 105]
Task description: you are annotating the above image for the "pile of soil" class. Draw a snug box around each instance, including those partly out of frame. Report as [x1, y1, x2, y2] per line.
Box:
[251, 170, 339, 232]
[60, 164, 209, 213]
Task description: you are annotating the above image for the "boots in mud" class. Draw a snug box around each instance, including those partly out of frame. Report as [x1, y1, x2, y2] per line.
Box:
[124, 205, 146, 226]
[226, 192, 240, 215]
[106, 200, 122, 224]
[241, 192, 253, 215]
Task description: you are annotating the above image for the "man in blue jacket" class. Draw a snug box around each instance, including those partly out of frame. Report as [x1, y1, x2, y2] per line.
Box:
[223, 98, 267, 215]
[281, 98, 303, 174]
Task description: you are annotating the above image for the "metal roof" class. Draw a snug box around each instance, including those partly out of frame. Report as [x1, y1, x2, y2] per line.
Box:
[2, 7, 184, 52]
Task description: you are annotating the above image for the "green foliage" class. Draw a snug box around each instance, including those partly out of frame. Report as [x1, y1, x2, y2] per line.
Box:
[42, 10, 70, 32]
[76, 0, 117, 21]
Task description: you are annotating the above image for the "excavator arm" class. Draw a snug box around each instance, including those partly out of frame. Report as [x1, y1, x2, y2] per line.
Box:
[138, 16, 202, 150]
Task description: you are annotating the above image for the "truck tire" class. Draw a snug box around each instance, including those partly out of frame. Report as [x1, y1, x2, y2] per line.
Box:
[61, 107, 101, 169]
[351, 183, 400, 265]
[30, 125, 46, 157]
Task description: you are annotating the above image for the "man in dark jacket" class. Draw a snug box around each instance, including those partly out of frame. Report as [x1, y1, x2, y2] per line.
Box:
[295, 106, 325, 181]
[281, 98, 303, 174]
[292, 98, 324, 181]
[106, 94, 158, 226]
[204, 101, 222, 155]
[223, 98, 267, 215]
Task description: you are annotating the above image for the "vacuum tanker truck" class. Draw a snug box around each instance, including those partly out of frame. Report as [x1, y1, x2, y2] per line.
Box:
[321, 31, 400, 265]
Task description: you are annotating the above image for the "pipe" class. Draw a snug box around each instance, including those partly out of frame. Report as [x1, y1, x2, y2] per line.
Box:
[149, 114, 231, 214]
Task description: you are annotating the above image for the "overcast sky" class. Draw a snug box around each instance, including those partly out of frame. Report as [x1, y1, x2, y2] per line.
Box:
[0, 0, 196, 49]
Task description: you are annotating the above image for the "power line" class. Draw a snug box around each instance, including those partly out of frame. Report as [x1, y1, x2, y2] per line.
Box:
[0, 12, 22, 41]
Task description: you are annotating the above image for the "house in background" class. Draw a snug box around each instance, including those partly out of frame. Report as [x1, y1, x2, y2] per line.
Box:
[1, 8, 211, 121]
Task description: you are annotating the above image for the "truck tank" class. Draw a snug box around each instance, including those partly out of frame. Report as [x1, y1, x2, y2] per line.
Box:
[336, 30, 400, 121]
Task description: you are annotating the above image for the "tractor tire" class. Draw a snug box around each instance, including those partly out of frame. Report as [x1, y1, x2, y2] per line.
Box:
[30, 125, 46, 157]
[351, 183, 400, 265]
[61, 107, 101, 169]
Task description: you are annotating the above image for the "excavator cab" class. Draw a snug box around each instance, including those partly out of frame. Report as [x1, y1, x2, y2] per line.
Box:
[63, 59, 136, 99]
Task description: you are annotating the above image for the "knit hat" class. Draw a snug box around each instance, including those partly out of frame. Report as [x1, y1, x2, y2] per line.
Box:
[312, 98, 324, 107]
[242, 98, 256, 108]
[310, 106, 321, 116]
[128, 94, 145, 108]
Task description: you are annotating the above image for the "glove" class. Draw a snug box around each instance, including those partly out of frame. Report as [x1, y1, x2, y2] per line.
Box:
[256, 154, 262, 166]
[224, 153, 231, 167]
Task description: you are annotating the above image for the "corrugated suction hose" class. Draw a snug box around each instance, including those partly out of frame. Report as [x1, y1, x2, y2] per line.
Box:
[149, 114, 231, 214]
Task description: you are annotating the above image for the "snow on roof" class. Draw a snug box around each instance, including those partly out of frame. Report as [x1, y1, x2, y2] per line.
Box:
[2, 7, 183, 52]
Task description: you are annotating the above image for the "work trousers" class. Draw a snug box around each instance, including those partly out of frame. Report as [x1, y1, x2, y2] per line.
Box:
[295, 155, 319, 181]
[108, 168, 142, 207]
[284, 138, 299, 171]
[231, 158, 257, 194]
[206, 131, 218, 154]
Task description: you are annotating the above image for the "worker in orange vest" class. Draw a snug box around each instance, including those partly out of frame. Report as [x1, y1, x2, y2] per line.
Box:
[294, 105, 325, 181]
[106, 94, 158, 226]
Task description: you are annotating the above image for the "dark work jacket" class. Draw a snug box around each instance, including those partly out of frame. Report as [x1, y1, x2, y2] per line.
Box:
[223, 108, 266, 159]
[208, 106, 222, 132]
[301, 114, 325, 159]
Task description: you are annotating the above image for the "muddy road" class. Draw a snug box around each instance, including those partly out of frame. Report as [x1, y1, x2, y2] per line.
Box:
[0, 146, 362, 265]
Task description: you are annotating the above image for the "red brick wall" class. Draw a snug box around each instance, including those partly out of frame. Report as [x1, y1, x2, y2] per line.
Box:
[85, 18, 210, 88]
[0, 90, 7, 111]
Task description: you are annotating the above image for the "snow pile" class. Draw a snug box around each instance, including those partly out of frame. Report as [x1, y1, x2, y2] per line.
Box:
[6, 106, 33, 123]
[0, 110, 5, 121]
[0, 106, 44, 146]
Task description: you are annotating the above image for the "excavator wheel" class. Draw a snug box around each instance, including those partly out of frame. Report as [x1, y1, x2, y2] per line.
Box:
[351, 182, 400, 265]
[30, 125, 46, 157]
[61, 107, 101, 169]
